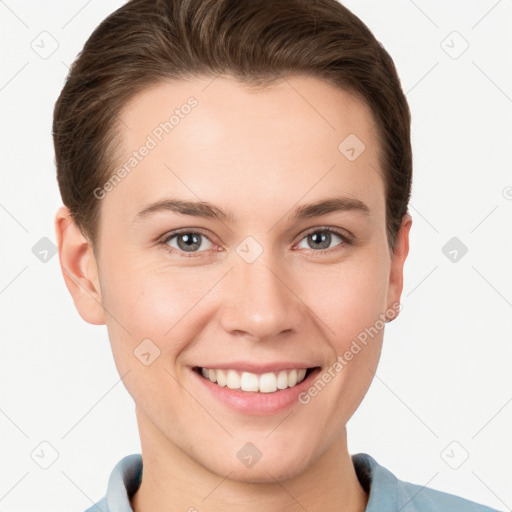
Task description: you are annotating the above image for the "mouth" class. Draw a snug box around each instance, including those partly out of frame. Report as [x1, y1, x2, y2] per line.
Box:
[192, 366, 320, 394]
[191, 364, 323, 415]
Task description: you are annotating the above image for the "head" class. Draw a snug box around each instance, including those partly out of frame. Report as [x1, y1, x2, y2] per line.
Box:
[54, 0, 412, 483]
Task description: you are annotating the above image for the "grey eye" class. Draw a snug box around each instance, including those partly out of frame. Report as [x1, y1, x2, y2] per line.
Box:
[297, 230, 344, 250]
[166, 232, 213, 252]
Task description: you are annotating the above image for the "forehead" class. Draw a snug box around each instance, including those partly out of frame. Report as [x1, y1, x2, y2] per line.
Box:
[119, 74, 377, 148]
[104, 74, 384, 225]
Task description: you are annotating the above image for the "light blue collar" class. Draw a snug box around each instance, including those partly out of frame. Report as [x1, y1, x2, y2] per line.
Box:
[93, 452, 499, 512]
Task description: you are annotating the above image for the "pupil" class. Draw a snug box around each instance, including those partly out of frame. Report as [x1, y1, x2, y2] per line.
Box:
[178, 233, 200, 251]
[310, 232, 330, 249]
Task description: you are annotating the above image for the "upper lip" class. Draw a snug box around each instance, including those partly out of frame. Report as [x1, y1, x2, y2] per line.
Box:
[194, 361, 321, 373]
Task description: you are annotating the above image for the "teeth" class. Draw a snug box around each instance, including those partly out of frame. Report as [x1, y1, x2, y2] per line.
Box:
[216, 369, 227, 387]
[199, 367, 308, 393]
[240, 371, 259, 392]
[277, 370, 289, 389]
[260, 372, 277, 393]
[226, 369, 240, 390]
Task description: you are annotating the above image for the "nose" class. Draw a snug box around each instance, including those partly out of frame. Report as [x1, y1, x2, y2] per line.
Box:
[219, 249, 305, 342]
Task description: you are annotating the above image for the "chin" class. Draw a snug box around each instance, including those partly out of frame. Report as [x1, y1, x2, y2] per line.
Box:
[205, 448, 313, 484]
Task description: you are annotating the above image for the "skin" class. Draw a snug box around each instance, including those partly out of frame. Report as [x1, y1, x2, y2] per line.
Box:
[55, 74, 412, 512]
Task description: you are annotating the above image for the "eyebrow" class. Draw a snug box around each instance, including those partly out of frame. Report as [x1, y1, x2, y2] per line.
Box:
[133, 196, 370, 223]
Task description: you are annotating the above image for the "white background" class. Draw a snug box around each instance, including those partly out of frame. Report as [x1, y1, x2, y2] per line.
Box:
[1, 1, 511, 511]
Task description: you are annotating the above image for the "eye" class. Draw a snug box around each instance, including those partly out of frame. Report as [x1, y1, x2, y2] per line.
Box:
[162, 230, 215, 254]
[159, 227, 351, 257]
[296, 228, 350, 252]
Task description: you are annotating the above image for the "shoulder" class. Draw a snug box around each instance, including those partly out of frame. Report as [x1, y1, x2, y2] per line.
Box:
[352, 453, 502, 512]
[82, 453, 143, 512]
[84, 496, 108, 512]
[395, 476, 501, 511]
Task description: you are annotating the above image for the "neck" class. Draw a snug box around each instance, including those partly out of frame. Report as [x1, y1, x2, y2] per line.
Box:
[131, 410, 368, 512]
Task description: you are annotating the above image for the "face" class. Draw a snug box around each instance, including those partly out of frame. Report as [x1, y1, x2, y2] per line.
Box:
[57, 74, 411, 483]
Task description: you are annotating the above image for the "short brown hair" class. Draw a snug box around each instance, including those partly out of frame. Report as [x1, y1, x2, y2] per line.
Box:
[53, 0, 412, 252]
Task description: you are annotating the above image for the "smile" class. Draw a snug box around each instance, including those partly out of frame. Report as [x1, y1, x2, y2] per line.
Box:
[195, 366, 315, 393]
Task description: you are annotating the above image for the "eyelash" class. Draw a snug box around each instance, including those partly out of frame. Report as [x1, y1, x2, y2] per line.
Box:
[159, 227, 353, 258]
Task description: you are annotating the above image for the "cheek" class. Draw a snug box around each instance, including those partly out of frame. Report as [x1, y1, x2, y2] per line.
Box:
[298, 257, 388, 423]
[100, 256, 222, 357]
[99, 263, 208, 414]
[304, 250, 390, 348]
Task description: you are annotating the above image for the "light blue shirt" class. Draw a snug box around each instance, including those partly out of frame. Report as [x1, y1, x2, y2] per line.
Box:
[85, 453, 502, 511]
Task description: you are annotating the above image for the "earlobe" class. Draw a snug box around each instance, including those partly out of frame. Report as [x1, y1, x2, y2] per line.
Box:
[54, 206, 106, 325]
[386, 214, 412, 322]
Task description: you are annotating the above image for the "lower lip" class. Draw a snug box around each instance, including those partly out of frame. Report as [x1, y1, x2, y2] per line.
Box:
[191, 366, 322, 416]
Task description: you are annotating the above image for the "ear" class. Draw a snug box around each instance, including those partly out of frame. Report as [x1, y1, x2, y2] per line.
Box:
[386, 213, 412, 321]
[54, 206, 106, 325]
